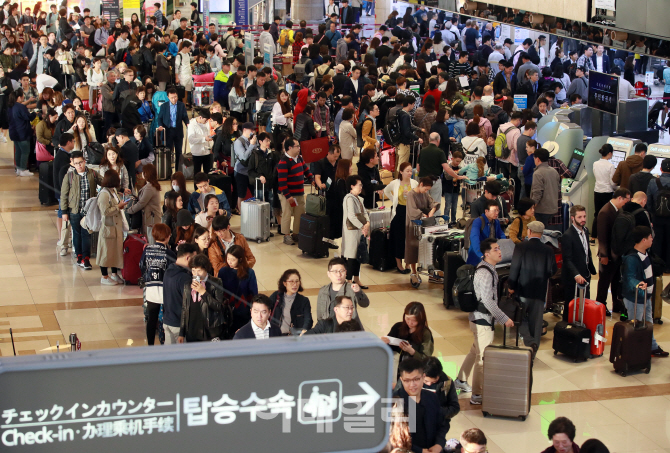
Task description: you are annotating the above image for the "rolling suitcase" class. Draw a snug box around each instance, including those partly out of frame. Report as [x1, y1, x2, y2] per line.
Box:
[443, 251, 465, 308]
[652, 276, 664, 324]
[368, 227, 396, 271]
[482, 324, 532, 421]
[240, 181, 271, 243]
[567, 282, 607, 358]
[552, 284, 592, 362]
[38, 161, 57, 206]
[417, 233, 445, 273]
[122, 234, 147, 285]
[434, 232, 463, 272]
[298, 213, 330, 258]
[610, 283, 653, 376]
[155, 129, 172, 180]
[367, 192, 391, 231]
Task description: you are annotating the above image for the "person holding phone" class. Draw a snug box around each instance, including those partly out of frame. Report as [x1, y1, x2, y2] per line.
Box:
[382, 301, 434, 377]
[96, 169, 128, 285]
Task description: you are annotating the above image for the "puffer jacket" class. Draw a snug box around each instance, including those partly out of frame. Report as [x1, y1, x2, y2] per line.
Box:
[612, 154, 644, 190]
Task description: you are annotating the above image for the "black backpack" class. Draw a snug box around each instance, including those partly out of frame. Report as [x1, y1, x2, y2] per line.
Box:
[453, 264, 495, 312]
[382, 108, 402, 146]
[654, 179, 670, 218]
[611, 207, 645, 259]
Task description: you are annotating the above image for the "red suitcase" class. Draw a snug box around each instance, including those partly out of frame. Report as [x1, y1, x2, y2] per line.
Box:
[568, 282, 607, 357]
[122, 234, 147, 285]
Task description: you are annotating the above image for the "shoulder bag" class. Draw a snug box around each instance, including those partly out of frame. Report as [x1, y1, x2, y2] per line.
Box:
[346, 196, 368, 230]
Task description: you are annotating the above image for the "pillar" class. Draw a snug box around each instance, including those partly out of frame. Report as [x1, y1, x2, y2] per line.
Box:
[375, 0, 393, 26]
[291, 0, 324, 22]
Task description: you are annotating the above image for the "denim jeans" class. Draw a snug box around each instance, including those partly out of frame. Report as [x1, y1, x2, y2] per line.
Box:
[428, 178, 442, 217]
[69, 212, 91, 259]
[14, 141, 30, 171]
[254, 188, 273, 206]
[623, 297, 659, 350]
[443, 192, 459, 223]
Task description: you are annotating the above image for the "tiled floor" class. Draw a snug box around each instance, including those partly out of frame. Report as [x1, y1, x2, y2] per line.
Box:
[2, 137, 670, 452]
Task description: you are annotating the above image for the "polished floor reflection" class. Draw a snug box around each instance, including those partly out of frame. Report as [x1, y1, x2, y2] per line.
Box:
[1, 139, 670, 452]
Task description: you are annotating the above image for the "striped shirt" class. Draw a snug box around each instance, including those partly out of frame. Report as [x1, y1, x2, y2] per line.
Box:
[277, 154, 313, 197]
[251, 321, 271, 339]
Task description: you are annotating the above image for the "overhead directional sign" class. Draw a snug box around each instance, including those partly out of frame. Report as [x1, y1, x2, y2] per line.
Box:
[0, 333, 392, 453]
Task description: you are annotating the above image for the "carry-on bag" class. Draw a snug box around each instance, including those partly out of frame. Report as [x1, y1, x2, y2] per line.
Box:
[552, 284, 592, 362]
[369, 227, 396, 271]
[39, 161, 57, 206]
[122, 234, 147, 285]
[652, 275, 664, 324]
[155, 129, 172, 180]
[443, 251, 465, 308]
[610, 283, 653, 376]
[367, 192, 391, 230]
[240, 181, 272, 243]
[305, 185, 327, 217]
[482, 323, 532, 421]
[298, 213, 330, 258]
[567, 282, 607, 358]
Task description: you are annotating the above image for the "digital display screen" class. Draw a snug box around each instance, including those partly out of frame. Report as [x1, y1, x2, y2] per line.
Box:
[204, 0, 231, 13]
[588, 71, 619, 115]
[611, 150, 627, 168]
[568, 157, 582, 177]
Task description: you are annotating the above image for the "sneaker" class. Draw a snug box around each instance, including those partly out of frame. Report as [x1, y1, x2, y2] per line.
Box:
[101, 277, 117, 285]
[469, 394, 482, 405]
[82, 259, 92, 270]
[59, 246, 68, 256]
[18, 169, 33, 177]
[652, 347, 669, 357]
[76, 256, 83, 267]
[110, 274, 125, 285]
[283, 235, 295, 245]
[454, 379, 472, 393]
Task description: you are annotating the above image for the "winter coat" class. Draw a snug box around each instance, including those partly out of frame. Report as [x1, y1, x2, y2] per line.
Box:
[612, 154, 644, 190]
[96, 188, 125, 269]
[341, 193, 369, 259]
[126, 182, 162, 230]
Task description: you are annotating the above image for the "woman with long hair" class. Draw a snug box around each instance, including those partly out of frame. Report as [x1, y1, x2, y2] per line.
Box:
[468, 104, 492, 138]
[126, 163, 163, 231]
[8, 89, 36, 176]
[0, 66, 13, 143]
[228, 74, 246, 122]
[292, 32, 304, 65]
[405, 177, 439, 287]
[96, 169, 127, 285]
[69, 114, 95, 151]
[162, 190, 184, 248]
[382, 301, 434, 368]
[378, 56, 391, 75]
[272, 89, 293, 144]
[99, 146, 131, 195]
[461, 121, 487, 161]
[383, 162, 418, 274]
[327, 155, 350, 242]
[174, 209, 196, 249]
[36, 108, 59, 156]
[552, 63, 571, 103]
[218, 244, 257, 332]
[191, 226, 210, 254]
[165, 171, 191, 209]
[367, 37, 380, 59]
[439, 78, 460, 110]
[269, 269, 313, 336]
[413, 94, 436, 144]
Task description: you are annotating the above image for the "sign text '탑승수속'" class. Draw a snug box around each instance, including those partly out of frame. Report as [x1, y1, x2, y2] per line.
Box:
[0, 333, 393, 453]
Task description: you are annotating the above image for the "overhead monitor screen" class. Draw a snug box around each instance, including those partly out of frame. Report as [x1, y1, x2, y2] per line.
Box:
[587, 71, 619, 115]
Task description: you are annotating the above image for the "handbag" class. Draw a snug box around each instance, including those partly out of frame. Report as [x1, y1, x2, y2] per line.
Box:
[35, 141, 53, 162]
[346, 196, 368, 230]
[305, 187, 326, 217]
[357, 235, 369, 264]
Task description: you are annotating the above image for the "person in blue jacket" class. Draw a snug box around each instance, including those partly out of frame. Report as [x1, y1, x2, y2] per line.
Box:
[8, 89, 36, 177]
[187, 172, 232, 217]
[466, 199, 506, 265]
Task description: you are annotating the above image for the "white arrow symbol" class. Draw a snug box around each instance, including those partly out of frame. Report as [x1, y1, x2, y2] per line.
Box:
[341, 382, 380, 415]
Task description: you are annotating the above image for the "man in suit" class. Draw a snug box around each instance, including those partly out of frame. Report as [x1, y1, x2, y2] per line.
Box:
[508, 221, 557, 352]
[493, 60, 515, 96]
[22, 31, 39, 72]
[591, 45, 611, 74]
[339, 0, 354, 25]
[341, 65, 365, 106]
[561, 205, 598, 322]
[233, 295, 282, 339]
[596, 188, 631, 316]
[516, 68, 540, 109]
[157, 87, 190, 173]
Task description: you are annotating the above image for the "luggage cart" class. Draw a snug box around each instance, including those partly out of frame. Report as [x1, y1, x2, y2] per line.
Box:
[461, 180, 486, 216]
[193, 80, 214, 107]
[411, 215, 450, 288]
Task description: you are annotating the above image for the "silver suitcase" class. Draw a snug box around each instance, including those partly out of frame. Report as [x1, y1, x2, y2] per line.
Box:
[367, 192, 392, 230]
[417, 233, 449, 272]
[240, 181, 271, 243]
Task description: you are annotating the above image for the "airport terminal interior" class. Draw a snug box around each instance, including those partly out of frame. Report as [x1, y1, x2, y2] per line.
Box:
[2, 0, 670, 452]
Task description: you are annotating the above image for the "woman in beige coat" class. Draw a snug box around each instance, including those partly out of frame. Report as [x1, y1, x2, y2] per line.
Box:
[338, 108, 358, 171]
[126, 164, 163, 233]
[97, 169, 128, 285]
[341, 175, 370, 288]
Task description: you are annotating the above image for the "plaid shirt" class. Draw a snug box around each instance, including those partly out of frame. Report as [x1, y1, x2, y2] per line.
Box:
[314, 103, 331, 136]
[78, 172, 91, 211]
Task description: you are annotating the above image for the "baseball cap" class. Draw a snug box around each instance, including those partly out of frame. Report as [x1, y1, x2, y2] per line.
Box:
[390, 36, 399, 43]
[527, 221, 545, 234]
[335, 64, 345, 71]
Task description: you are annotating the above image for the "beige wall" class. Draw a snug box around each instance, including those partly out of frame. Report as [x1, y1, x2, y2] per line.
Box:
[482, 0, 588, 23]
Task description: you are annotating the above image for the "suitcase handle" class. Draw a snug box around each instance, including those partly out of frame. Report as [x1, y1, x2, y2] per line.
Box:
[573, 283, 588, 327]
[255, 178, 265, 202]
[156, 128, 166, 147]
[633, 282, 647, 330]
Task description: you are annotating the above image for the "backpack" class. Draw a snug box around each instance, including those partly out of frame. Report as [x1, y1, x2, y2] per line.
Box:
[654, 179, 670, 218]
[462, 215, 488, 255]
[452, 264, 495, 312]
[80, 196, 102, 233]
[279, 29, 290, 47]
[494, 125, 516, 159]
[611, 208, 645, 259]
[356, 117, 373, 148]
[382, 109, 402, 146]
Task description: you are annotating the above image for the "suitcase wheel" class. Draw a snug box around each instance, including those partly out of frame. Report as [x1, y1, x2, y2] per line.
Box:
[519, 415, 527, 421]
[654, 318, 663, 325]
[257, 239, 263, 244]
[620, 371, 627, 377]
[411, 280, 421, 289]
[482, 411, 490, 417]
[554, 350, 558, 355]
[645, 367, 651, 374]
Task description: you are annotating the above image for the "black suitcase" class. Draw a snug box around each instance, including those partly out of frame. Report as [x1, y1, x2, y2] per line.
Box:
[610, 285, 653, 376]
[443, 251, 465, 308]
[433, 234, 463, 271]
[552, 285, 592, 362]
[39, 161, 57, 206]
[369, 227, 396, 271]
[298, 213, 330, 258]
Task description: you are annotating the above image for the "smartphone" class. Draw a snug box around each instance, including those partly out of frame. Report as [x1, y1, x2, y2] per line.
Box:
[194, 275, 201, 283]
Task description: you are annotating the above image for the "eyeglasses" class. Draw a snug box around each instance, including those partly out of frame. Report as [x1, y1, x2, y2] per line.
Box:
[286, 280, 301, 284]
[337, 305, 355, 311]
[328, 269, 347, 275]
[400, 376, 423, 384]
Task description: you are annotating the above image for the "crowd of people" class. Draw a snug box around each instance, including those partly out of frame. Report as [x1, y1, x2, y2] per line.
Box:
[4, 3, 666, 451]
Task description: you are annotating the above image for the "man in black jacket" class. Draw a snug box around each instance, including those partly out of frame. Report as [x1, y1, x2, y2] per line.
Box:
[493, 60, 515, 95]
[341, 65, 365, 107]
[423, 357, 460, 429]
[508, 221, 557, 351]
[393, 359, 448, 452]
[397, 97, 422, 176]
[53, 104, 76, 149]
[44, 49, 63, 86]
[629, 155, 657, 196]
[233, 295, 282, 339]
[516, 68, 540, 109]
[561, 205, 597, 322]
[163, 244, 199, 344]
[357, 148, 386, 209]
[115, 129, 139, 188]
[306, 296, 361, 334]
